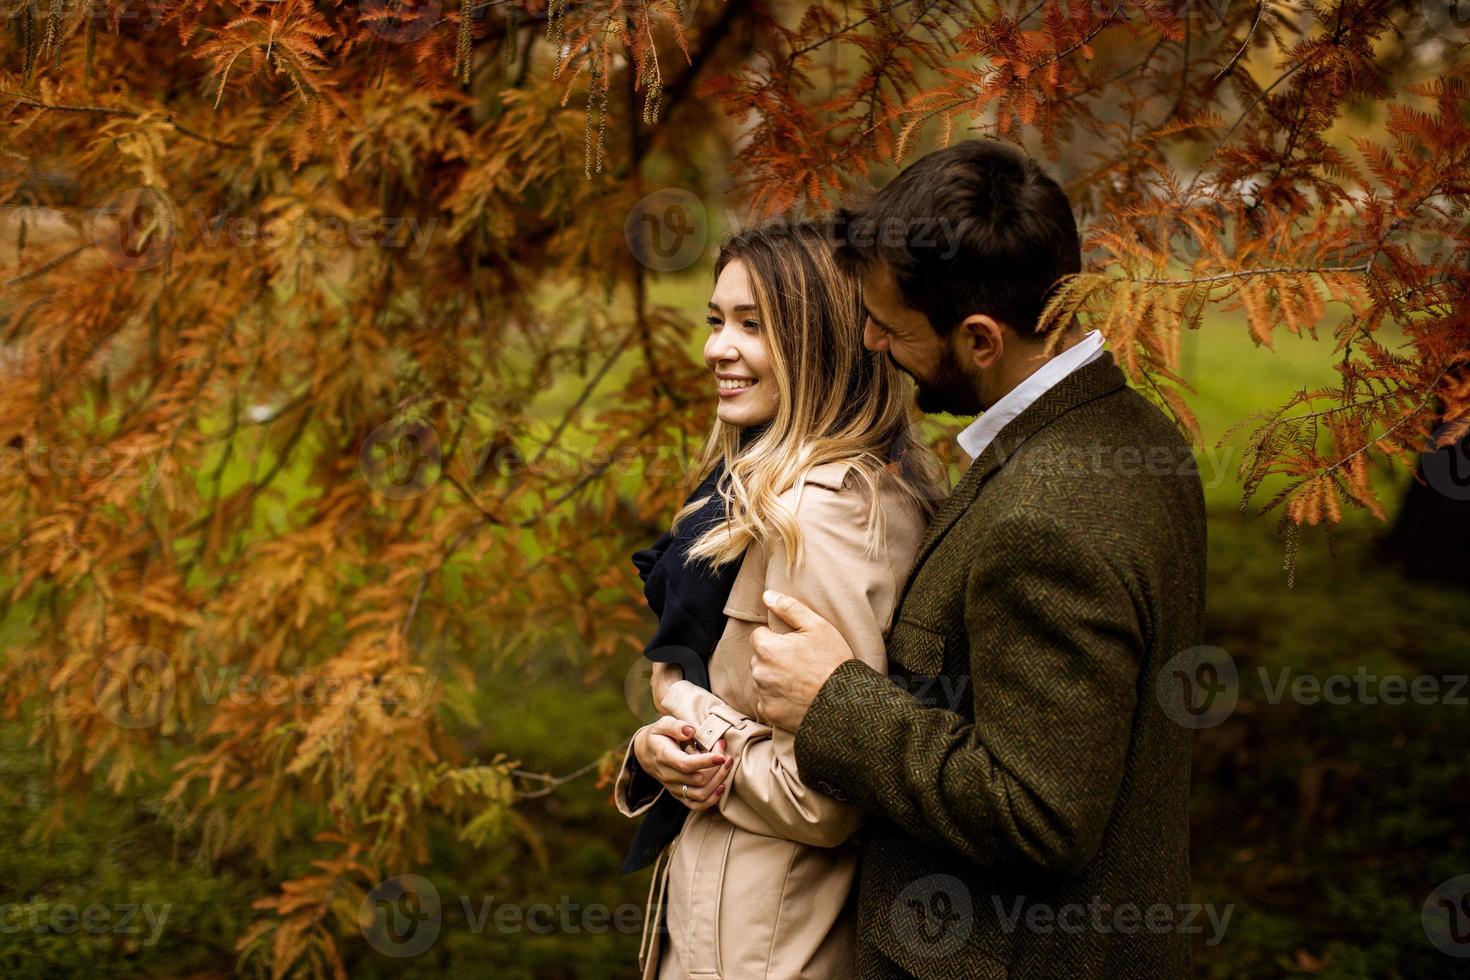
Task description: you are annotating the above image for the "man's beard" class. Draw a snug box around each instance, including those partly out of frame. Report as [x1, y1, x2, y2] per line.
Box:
[896, 346, 984, 417]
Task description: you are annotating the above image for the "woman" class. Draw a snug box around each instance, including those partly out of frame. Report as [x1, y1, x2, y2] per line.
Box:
[614, 220, 943, 979]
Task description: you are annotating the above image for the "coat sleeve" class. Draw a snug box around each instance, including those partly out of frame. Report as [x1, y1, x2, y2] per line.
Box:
[793, 509, 1143, 875]
[611, 725, 664, 818]
[660, 484, 898, 848]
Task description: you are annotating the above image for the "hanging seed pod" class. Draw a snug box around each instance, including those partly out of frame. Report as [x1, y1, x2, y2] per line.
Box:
[84, 9, 95, 84]
[583, 52, 603, 179]
[546, 0, 565, 50]
[20, 3, 38, 83]
[503, 4, 519, 69]
[456, 0, 473, 85]
[44, 0, 68, 73]
[639, 58, 661, 125]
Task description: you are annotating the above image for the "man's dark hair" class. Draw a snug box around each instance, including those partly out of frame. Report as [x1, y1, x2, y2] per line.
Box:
[833, 139, 1081, 338]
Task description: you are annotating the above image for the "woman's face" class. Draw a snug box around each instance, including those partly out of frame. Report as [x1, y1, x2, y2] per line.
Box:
[704, 259, 779, 429]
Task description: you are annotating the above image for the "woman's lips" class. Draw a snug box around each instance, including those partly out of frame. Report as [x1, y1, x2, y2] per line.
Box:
[717, 380, 757, 398]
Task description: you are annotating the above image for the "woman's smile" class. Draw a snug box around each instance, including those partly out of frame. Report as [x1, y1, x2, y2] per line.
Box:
[716, 375, 759, 397]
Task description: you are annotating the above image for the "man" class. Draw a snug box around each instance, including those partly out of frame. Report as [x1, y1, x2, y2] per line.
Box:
[749, 139, 1207, 978]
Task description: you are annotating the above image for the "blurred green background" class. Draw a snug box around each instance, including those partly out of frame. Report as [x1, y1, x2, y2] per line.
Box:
[2, 267, 1467, 979]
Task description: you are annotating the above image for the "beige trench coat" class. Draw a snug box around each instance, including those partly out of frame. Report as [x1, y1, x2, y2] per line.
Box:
[615, 460, 927, 980]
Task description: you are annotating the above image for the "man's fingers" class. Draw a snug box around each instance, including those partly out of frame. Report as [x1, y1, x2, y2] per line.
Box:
[761, 589, 821, 631]
[749, 627, 790, 670]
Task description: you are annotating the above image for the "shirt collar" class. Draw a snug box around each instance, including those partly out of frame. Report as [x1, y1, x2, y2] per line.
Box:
[956, 329, 1106, 462]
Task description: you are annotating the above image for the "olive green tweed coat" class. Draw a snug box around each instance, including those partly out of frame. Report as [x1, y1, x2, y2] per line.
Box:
[794, 351, 1207, 979]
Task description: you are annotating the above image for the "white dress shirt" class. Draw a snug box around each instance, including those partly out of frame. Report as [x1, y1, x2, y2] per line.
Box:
[956, 329, 1106, 462]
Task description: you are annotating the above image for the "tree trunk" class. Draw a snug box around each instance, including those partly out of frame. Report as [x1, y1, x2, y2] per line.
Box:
[1381, 426, 1470, 589]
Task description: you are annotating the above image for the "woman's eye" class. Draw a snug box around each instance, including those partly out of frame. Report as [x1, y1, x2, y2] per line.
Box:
[705, 316, 722, 328]
[742, 320, 761, 332]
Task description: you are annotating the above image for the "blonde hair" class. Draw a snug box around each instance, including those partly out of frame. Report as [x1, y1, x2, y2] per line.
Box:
[673, 220, 945, 575]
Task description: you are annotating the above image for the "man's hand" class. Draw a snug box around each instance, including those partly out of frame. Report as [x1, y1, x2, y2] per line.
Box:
[632, 716, 732, 812]
[749, 590, 855, 731]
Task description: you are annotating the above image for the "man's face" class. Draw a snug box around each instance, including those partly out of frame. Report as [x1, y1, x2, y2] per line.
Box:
[859, 262, 984, 417]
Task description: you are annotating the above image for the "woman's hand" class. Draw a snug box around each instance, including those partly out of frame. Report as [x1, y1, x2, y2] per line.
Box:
[633, 716, 733, 812]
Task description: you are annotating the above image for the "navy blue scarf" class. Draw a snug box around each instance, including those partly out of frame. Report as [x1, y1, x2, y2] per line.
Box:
[620, 423, 767, 874]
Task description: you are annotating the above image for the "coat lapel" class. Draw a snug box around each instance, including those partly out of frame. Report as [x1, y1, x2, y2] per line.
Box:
[894, 352, 1129, 616]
